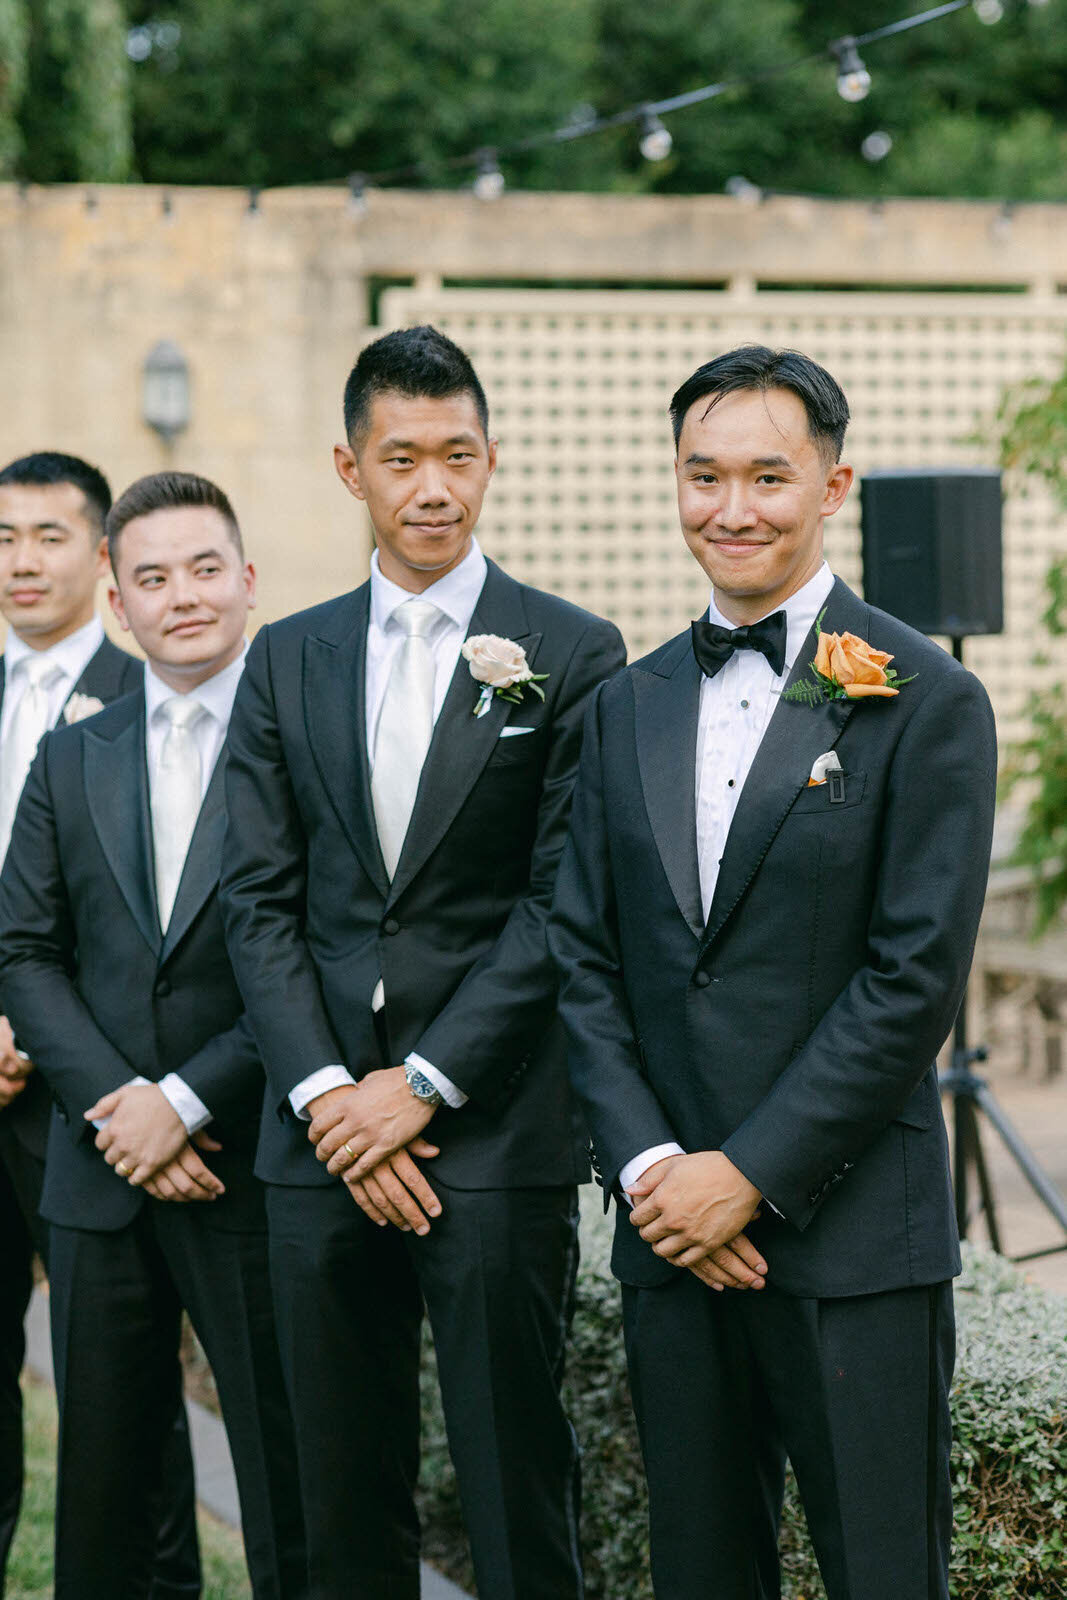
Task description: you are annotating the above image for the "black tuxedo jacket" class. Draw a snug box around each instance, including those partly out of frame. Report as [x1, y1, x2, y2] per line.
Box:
[220, 558, 626, 1190]
[0, 691, 264, 1232]
[0, 636, 142, 1161]
[550, 577, 997, 1298]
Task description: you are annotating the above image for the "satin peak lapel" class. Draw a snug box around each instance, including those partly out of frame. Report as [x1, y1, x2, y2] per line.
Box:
[701, 579, 868, 951]
[634, 635, 703, 939]
[84, 706, 161, 957]
[160, 752, 227, 962]
[387, 562, 535, 907]
[303, 589, 390, 900]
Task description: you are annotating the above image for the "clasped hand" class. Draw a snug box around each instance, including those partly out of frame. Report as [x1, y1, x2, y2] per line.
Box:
[308, 1069, 442, 1236]
[628, 1152, 767, 1292]
[0, 1015, 33, 1110]
[85, 1082, 225, 1203]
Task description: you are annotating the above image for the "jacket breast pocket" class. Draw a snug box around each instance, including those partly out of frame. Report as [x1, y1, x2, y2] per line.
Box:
[484, 729, 546, 768]
[787, 771, 867, 815]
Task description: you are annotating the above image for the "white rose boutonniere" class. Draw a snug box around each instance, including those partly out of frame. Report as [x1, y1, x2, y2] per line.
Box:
[462, 635, 550, 718]
[63, 693, 105, 724]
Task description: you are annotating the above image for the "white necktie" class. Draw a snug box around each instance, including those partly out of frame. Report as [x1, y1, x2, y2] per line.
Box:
[371, 598, 441, 879]
[151, 696, 207, 931]
[0, 655, 65, 863]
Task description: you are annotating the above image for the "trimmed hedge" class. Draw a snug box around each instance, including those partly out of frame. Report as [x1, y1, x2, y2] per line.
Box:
[417, 1231, 1066, 1600]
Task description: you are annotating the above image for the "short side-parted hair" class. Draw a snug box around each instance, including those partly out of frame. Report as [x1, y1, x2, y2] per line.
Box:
[0, 451, 112, 542]
[669, 345, 850, 464]
[107, 471, 245, 566]
[343, 324, 490, 451]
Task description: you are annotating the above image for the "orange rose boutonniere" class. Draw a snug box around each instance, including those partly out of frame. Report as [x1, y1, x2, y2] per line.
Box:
[784, 611, 916, 707]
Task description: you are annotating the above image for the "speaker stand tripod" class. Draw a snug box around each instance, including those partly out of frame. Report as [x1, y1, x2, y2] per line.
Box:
[940, 1006, 1067, 1263]
[939, 636, 1067, 1263]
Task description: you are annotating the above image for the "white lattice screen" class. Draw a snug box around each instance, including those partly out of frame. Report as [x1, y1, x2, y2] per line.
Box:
[381, 285, 1067, 747]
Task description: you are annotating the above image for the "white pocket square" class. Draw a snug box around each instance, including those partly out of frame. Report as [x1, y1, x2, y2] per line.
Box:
[808, 750, 843, 786]
[499, 725, 537, 739]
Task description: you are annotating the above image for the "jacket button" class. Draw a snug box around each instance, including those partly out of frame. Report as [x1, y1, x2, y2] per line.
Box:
[694, 971, 711, 989]
[154, 978, 172, 998]
[383, 919, 400, 936]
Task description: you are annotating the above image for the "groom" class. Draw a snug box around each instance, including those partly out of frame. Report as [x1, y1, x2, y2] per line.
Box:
[220, 324, 625, 1599]
[550, 346, 997, 1599]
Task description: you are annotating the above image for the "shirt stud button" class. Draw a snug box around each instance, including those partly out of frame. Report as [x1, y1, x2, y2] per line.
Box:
[740, 699, 749, 709]
[727, 779, 735, 788]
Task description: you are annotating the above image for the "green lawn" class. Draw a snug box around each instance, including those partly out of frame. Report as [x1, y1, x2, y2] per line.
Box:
[8, 1377, 252, 1599]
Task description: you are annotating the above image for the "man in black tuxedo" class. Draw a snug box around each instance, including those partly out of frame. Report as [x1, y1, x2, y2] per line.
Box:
[550, 346, 997, 1600]
[0, 471, 306, 1599]
[0, 451, 200, 1598]
[220, 325, 626, 1600]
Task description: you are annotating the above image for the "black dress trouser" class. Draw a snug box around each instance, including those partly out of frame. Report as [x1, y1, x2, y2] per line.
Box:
[622, 1272, 955, 1600]
[267, 1176, 585, 1600]
[48, 1201, 307, 1600]
[0, 1130, 203, 1600]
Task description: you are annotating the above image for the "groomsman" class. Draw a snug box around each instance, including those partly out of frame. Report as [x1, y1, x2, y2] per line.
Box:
[0, 472, 306, 1599]
[220, 325, 626, 1599]
[550, 346, 997, 1599]
[0, 452, 200, 1598]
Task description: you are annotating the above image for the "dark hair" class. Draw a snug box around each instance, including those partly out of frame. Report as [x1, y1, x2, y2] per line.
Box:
[0, 451, 112, 541]
[343, 325, 489, 449]
[669, 345, 850, 462]
[106, 471, 244, 564]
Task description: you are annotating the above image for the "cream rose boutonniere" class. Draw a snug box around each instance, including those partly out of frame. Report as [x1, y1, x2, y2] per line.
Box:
[63, 693, 106, 724]
[462, 635, 550, 718]
[784, 611, 916, 707]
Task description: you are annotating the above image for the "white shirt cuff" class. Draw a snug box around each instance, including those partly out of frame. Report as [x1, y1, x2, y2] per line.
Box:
[406, 1052, 468, 1109]
[619, 1142, 686, 1206]
[289, 1065, 358, 1120]
[157, 1073, 213, 1135]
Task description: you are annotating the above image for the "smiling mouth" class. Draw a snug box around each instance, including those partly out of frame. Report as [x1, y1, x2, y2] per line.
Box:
[166, 619, 212, 635]
[7, 589, 48, 602]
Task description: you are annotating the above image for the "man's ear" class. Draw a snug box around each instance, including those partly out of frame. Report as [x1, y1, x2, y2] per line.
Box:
[334, 442, 366, 502]
[108, 581, 130, 634]
[93, 537, 111, 582]
[822, 462, 854, 519]
[486, 436, 499, 478]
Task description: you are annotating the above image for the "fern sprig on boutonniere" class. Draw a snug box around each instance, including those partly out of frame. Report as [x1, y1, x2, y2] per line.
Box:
[783, 609, 917, 706]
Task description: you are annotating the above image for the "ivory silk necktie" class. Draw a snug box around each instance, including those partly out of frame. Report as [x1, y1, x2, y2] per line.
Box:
[151, 696, 207, 931]
[0, 655, 65, 862]
[371, 598, 441, 879]
[690, 610, 788, 681]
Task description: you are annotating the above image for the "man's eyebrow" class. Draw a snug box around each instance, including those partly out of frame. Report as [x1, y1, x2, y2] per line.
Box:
[378, 433, 481, 451]
[130, 547, 226, 577]
[0, 519, 71, 532]
[681, 454, 794, 469]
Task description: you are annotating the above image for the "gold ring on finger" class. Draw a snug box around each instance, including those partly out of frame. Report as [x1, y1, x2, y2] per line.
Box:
[343, 1141, 356, 1162]
[116, 1161, 131, 1178]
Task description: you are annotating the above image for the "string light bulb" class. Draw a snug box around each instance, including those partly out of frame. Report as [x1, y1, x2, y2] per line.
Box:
[473, 149, 505, 201]
[861, 130, 893, 162]
[831, 36, 872, 102]
[973, 0, 1004, 19]
[638, 110, 673, 163]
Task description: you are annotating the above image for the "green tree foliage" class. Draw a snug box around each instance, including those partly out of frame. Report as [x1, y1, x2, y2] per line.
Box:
[120, 0, 1067, 199]
[0, 0, 28, 176]
[9, 0, 131, 180]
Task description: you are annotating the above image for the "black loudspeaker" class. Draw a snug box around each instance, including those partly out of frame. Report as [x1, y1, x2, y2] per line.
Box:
[860, 468, 1004, 638]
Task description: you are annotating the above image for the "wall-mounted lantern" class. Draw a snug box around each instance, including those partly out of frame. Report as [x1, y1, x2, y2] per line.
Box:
[142, 340, 191, 447]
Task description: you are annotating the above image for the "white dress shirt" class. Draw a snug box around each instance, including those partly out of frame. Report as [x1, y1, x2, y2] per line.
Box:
[618, 563, 836, 1199]
[0, 615, 106, 751]
[121, 647, 249, 1136]
[288, 540, 489, 1120]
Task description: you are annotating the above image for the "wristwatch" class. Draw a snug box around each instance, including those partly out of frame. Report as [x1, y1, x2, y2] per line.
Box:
[404, 1062, 443, 1108]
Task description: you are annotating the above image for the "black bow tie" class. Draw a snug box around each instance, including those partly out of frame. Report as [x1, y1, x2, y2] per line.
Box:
[690, 611, 788, 682]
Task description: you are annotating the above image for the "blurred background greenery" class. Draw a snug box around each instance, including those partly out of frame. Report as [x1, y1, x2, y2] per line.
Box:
[1, 0, 1065, 198]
